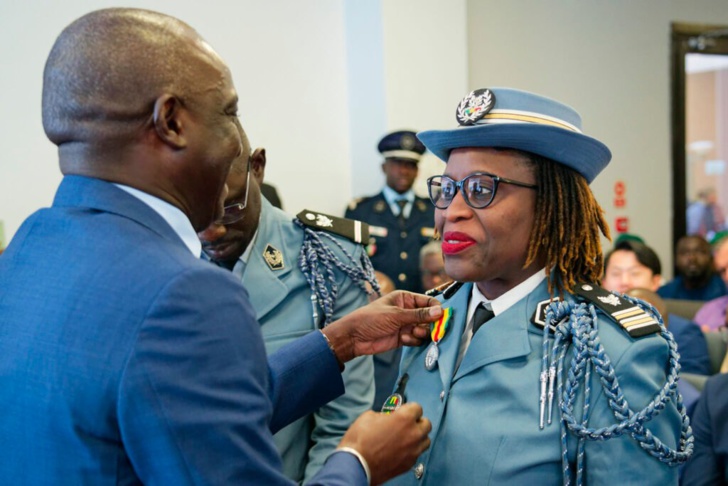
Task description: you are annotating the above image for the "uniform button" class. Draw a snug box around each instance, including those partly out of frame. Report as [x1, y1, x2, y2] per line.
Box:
[413, 463, 425, 479]
[398, 273, 407, 282]
[439, 390, 445, 401]
[401, 231, 408, 238]
[400, 251, 408, 260]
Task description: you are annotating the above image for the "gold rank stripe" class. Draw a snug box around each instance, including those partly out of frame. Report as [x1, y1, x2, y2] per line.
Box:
[611, 307, 644, 319]
[620, 316, 658, 329]
[475, 109, 581, 133]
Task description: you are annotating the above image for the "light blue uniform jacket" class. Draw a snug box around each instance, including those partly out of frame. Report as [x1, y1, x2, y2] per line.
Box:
[387, 281, 682, 485]
[242, 199, 375, 483]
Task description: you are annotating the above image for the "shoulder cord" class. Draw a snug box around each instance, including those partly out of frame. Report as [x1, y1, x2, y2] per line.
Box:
[539, 295, 693, 486]
[294, 219, 381, 327]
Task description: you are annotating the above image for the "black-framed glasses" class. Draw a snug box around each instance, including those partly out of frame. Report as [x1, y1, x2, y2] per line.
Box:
[427, 172, 537, 210]
[217, 156, 251, 225]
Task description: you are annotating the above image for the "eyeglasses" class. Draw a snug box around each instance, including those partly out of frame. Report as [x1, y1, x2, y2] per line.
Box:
[217, 156, 251, 225]
[427, 172, 537, 210]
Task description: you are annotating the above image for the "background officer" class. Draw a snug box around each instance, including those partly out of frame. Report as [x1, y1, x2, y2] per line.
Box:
[346, 130, 435, 295]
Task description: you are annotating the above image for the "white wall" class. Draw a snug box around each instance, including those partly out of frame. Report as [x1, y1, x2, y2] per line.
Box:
[0, 0, 352, 244]
[3, 0, 728, 278]
[466, 0, 728, 276]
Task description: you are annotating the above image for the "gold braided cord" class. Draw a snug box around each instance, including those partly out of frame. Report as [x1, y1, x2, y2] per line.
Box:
[523, 154, 610, 297]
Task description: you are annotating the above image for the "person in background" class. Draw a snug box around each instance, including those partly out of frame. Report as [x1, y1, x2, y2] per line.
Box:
[346, 130, 435, 294]
[373, 270, 397, 299]
[687, 187, 726, 242]
[198, 143, 376, 483]
[694, 235, 728, 332]
[419, 240, 448, 292]
[602, 239, 711, 378]
[0, 8, 440, 484]
[261, 181, 283, 209]
[681, 372, 728, 486]
[386, 87, 690, 485]
[658, 235, 727, 301]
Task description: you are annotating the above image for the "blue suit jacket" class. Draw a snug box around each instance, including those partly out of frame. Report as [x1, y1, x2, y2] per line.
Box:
[386, 281, 682, 485]
[242, 199, 374, 482]
[0, 176, 365, 485]
[682, 372, 728, 485]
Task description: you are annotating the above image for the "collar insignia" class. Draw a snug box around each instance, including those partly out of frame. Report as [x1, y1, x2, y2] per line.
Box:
[263, 244, 284, 270]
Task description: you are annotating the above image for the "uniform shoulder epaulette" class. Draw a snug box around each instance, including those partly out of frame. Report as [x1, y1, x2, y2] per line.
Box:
[347, 196, 369, 211]
[425, 281, 462, 299]
[296, 209, 369, 245]
[573, 282, 661, 338]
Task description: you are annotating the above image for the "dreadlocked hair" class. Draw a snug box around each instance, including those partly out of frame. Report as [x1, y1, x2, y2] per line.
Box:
[523, 153, 610, 297]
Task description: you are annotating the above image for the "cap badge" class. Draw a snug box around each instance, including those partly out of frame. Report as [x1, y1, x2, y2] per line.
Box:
[263, 244, 284, 270]
[401, 134, 416, 150]
[456, 88, 496, 126]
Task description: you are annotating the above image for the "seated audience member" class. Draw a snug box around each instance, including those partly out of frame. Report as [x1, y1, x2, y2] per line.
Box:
[695, 235, 728, 332]
[624, 288, 703, 416]
[681, 372, 728, 485]
[198, 144, 376, 482]
[602, 240, 711, 376]
[419, 240, 448, 291]
[658, 235, 727, 301]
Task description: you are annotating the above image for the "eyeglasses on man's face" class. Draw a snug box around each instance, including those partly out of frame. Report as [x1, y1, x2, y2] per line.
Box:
[217, 156, 252, 225]
[427, 172, 538, 210]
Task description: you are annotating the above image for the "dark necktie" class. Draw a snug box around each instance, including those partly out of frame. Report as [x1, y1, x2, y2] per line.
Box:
[396, 199, 408, 227]
[472, 303, 495, 335]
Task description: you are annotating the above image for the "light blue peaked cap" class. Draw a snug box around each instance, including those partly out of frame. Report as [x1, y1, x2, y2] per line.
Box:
[417, 87, 611, 184]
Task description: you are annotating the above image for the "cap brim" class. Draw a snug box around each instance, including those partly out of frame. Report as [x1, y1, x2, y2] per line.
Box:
[418, 124, 611, 184]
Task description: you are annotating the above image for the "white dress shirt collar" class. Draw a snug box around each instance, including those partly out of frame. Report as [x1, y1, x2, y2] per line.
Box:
[114, 184, 202, 257]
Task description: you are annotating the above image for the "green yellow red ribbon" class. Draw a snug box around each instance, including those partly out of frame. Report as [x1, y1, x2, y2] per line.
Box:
[430, 307, 453, 344]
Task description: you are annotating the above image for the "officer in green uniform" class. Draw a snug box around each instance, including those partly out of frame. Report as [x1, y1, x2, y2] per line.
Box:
[384, 88, 692, 485]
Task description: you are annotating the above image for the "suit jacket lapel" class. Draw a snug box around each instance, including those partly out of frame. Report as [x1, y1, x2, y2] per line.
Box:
[53, 175, 186, 250]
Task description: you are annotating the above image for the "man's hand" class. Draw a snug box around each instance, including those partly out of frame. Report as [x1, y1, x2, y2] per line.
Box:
[338, 403, 431, 485]
[322, 290, 442, 364]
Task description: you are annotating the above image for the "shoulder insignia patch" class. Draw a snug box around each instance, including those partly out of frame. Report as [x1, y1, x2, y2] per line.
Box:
[573, 282, 661, 337]
[296, 209, 370, 245]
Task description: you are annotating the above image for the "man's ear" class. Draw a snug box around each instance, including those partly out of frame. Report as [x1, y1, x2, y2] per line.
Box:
[152, 94, 187, 149]
[251, 147, 267, 185]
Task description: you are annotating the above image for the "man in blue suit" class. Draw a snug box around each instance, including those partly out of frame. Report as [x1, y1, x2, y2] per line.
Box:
[682, 372, 728, 485]
[0, 8, 440, 485]
[199, 143, 377, 482]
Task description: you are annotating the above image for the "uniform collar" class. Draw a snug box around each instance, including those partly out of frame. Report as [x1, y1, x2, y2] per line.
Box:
[114, 183, 201, 257]
[469, 268, 547, 321]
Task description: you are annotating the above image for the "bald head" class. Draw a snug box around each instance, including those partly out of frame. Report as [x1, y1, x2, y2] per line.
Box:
[43, 8, 222, 151]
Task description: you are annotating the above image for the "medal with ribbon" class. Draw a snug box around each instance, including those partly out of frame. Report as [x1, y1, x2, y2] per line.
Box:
[425, 307, 452, 371]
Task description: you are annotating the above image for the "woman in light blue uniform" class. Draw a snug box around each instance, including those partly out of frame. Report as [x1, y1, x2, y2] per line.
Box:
[385, 88, 692, 485]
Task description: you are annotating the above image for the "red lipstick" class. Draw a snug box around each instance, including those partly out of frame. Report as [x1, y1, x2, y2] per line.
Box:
[441, 231, 476, 255]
